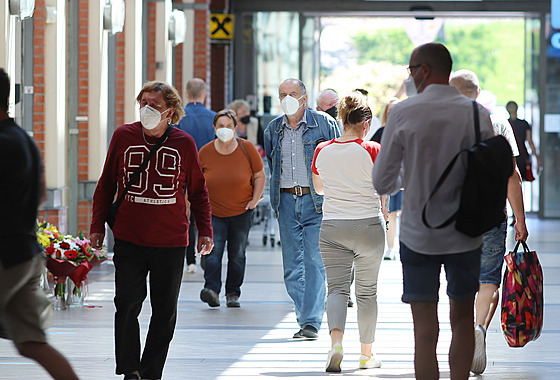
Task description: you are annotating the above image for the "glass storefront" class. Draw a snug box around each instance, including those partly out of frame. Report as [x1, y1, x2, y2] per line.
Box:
[251, 12, 320, 115]
[543, 15, 560, 217]
[234, 9, 557, 218]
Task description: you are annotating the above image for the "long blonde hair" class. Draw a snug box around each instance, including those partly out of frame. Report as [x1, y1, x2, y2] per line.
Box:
[380, 97, 400, 126]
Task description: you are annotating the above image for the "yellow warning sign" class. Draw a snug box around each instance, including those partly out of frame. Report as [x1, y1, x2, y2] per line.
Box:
[210, 14, 234, 40]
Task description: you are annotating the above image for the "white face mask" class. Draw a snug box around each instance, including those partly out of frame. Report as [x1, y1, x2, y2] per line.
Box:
[216, 127, 235, 143]
[281, 95, 304, 116]
[363, 120, 371, 139]
[404, 75, 418, 98]
[140, 105, 170, 130]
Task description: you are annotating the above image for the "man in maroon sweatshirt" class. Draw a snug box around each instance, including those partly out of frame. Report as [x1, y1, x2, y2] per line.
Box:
[90, 81, 213, 380]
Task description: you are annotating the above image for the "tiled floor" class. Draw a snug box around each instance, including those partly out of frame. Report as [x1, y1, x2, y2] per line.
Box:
[1, 216, 559, 379]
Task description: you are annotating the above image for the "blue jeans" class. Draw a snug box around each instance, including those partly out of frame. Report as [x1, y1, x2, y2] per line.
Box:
[278, 192, 326, 331]
[203, 210, 253, 296]
[480, 220, 507, 286]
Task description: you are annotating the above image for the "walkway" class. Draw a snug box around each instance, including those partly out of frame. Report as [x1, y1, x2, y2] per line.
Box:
[1, 216, 559, 379]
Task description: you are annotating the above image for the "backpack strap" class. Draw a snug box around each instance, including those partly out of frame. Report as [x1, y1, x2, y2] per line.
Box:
[473, 100, 480, 143]
[422, 100, 479, 229]
[421, 151, 461, 229]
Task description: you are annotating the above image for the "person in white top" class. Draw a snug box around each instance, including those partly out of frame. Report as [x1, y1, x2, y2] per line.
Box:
[449, 69, 529, 375]
[373, 43, 495, 380]
[312, 92, 386, 372]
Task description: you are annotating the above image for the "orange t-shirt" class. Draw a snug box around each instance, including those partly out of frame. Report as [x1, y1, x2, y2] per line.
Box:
[199, 139, 264, 218]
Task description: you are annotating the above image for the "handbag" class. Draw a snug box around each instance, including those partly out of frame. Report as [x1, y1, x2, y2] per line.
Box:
[106, 126, 172, 229]
[501, 240, 544, 347]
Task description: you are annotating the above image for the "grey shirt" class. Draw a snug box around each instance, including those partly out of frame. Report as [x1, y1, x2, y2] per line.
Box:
[372, 84, 495, 255]
[280, 112, 310, 188]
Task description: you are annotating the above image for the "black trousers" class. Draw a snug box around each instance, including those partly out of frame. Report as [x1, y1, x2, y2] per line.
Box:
[113, 239, 186, 379]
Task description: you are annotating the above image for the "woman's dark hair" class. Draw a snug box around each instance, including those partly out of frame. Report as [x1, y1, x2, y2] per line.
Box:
[213, 109, 238, 127]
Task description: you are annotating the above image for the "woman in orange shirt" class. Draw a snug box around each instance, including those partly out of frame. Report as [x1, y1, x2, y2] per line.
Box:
[198, 109, 266, 308]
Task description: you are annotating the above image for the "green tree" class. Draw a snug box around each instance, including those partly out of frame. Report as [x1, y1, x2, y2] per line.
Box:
[437, 21, 524, 105]
[352, 29, 414, 65]
[350, 19, 525, 105]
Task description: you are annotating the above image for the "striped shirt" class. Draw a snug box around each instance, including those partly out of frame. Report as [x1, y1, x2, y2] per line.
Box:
[280, 113, 309, 188]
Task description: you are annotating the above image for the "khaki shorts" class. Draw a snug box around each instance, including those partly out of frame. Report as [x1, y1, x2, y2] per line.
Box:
[0, 254, 51, 349]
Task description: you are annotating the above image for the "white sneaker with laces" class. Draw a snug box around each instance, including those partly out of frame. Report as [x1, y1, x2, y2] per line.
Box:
[187, 263, 196, 273]
[471, 325, 487, 374]
[359, 354, 382, 369]
[325, 343, 344, 372]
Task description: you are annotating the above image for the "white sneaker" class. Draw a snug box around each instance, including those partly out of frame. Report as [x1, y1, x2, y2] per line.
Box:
[359, 354, 382, 369]
[187, 263, 196, 273]
[325, 343, 344, 372]
[471, 325, 487, 374]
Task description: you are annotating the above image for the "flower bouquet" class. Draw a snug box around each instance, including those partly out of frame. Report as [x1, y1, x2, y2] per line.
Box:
[37, 221, 107, 308]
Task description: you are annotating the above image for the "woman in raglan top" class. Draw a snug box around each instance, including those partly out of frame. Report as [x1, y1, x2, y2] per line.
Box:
[89, 81, 213, 380]
[312, 92, 386, 372]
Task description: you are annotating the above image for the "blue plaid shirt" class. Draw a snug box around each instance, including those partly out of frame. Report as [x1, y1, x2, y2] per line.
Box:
[280, 112, 309, 188]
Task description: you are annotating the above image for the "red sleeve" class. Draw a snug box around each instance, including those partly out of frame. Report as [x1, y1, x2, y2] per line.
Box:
[184, 135, 213, 239]
[90, 127, 122, 235]
[312, 139, 332, 175]
[361, 140, 381, 164]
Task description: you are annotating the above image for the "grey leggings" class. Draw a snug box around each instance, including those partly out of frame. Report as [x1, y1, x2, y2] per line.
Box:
[319, 217, 385, 344]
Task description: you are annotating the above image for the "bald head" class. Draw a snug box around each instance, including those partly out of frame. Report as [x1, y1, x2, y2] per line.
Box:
[186, 78, 207, 102]
[449, 69, 480, 100]
[411, 43, 453, 78]
[279, 78, 307, 96]
[316, 89, 338, 112]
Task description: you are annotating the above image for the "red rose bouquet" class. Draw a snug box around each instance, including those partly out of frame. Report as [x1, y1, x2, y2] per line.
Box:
[37, 221, 107, 308]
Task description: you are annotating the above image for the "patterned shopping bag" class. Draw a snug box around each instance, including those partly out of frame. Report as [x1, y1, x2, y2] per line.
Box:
[501, 240, 544, 347]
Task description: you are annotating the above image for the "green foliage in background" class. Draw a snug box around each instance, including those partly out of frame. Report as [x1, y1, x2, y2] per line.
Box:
[353, 29, 414, 66]
[351, 20, 525, 105]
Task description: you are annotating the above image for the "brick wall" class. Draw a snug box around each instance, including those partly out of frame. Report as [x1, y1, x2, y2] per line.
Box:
[147, 2, 157, 80]
[33, 1, 46, 158]
[116, 32, 126, 127]
[75, 0, 91, 235]
[33, 1, 69, 230]
[174, 43, 183, 95]
[194, 0, 211, 106]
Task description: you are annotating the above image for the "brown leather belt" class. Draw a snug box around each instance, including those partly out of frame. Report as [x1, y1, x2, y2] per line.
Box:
[281, 186, 311, 196]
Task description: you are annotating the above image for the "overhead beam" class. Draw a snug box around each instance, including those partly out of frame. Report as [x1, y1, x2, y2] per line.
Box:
[230, 1, 550, 14]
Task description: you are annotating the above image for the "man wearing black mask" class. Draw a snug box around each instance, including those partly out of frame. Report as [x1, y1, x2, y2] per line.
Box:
[316, 89, 339, 120]
[228, 99, 265, 154]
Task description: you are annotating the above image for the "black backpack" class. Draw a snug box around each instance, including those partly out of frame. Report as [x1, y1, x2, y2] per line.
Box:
[422, 100, 513, 237]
